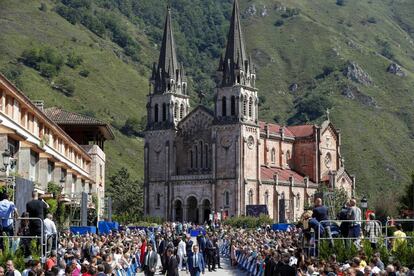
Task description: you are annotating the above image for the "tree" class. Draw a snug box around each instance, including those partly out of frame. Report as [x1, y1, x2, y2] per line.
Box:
[106, 168, 143, 218]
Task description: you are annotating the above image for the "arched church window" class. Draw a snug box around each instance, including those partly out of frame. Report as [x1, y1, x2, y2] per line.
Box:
[325, 152, 332, 168]
[237, 74, 241, 84]
[296, 193, 300, 210]
[222, 96, 227, 117]
[231, 96, 236, 116]
[205, 144, 209, 169]
[183, 83, 186, 94]
[180, 104, 184, 119]
[286, 150, 291, 166]
[190, 150, 194, 169]
[174, 103, 178, 119]
[248, 189, 253, 205]
[199, 141, 203, 169]
[264, 191, 269, 205]
[243, 97, 247, 116]
[195, 145, 198, 169]
[271, 148, 276, 163]
[249, 97, 253, 118]
[154, 104, 159, 122]
[162, 103, 167, 121]
[156, 193, 161, 208]
[224, 191, 230, 207]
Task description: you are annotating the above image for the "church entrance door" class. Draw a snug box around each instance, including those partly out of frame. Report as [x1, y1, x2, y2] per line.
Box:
[187, 196, 198, 223]
[202, 199, 211, 223]
[174, 200, 183, 222]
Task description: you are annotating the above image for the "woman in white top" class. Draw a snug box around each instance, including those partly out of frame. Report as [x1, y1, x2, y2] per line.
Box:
[177, 236, 187, 271]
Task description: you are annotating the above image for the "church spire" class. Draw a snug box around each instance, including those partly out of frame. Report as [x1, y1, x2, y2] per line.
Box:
[218, 0, 254, 88]
[151, 6, 185, 94]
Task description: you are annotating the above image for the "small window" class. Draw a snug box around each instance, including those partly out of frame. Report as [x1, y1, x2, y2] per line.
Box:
[204, 144, 209, 169]
[190, 150, 194, 169]
[180, 104, 184, 119]
[296, 193, 300, 209]
[224, 191, 230, 207]
[271, 148, 276, 163]
[249, 97, 253, 118]
[248, 190, 253, 205]
[156, 193, 161, 208]
[243, 97, 247, 116]
[174, 103, 178, 119]
[154, 104, 159, 122]
[264, 191, 269, 205]
[286, 150, 291, 166]
[162, 103, 167, 121]
[231, 96, 236, 116]
[222, 96, 227, 116]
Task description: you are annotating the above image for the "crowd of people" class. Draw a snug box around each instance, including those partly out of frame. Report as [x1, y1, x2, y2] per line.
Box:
[0, 195, 413, 276]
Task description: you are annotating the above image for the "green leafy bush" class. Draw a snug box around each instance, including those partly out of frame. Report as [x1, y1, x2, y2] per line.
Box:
[79, 69, 90, 77]
[52, 77, 75, 96]
[66, 52, 83, 68]
[21, 46, 64, 78]
[275, 19, 284, 27]
[223, 214, 272, 229]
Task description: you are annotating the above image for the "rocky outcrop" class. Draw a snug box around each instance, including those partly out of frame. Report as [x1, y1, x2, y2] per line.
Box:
[387, 63, 406, 77]
[289, 83, 298, 92]
[343, 61, 372, 85]
[244, 4, 257, 17]
[261, 6, 268, 17]
[341, 85, 377, 107]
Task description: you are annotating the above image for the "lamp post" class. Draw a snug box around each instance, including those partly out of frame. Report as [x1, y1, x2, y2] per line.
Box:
[360, 196, 368, 220]
[1, 148, 16, 202]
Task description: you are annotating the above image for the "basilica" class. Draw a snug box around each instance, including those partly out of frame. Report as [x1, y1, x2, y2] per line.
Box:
[143, 0, 354, 223]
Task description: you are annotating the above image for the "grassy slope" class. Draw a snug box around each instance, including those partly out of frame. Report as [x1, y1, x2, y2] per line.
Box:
[0, 0, 413, 205]
[0, 0, 147, 180]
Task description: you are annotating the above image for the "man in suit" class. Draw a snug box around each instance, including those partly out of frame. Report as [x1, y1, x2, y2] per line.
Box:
[205, 235, 216, 272]
[197, 235, 206, 264]
[165, 248, 179, 276]
[187, 245, 205, 276]
[142, 243, 158, 276]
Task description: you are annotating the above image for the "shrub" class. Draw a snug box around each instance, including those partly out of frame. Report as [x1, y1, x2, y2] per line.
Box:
[223, 214, 272, 229]
[39, 3, 47, 12]
[275, 19, 284, 27]
[52, 77, 75, 96]
[21, 46, 64, 78]
[367, 17, 377, 24]
[336, 0, 345, 6]
[66, 52, 83, 68]
[79, 69, 90, 77]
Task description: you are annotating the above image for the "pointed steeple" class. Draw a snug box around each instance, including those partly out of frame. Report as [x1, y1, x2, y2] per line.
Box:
[218, 0, 254, 88]
[158, 6, 178, 78]
[224, 0, 246, 68]
[150, 6, 186, 94]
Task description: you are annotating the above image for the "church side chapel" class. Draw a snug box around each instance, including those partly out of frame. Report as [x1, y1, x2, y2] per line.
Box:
[144, 0, 354, 223]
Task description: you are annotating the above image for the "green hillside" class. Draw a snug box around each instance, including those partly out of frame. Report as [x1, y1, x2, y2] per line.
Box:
[0, 0, 413, 209]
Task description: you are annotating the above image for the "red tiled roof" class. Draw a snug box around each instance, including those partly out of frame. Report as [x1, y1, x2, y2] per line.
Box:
[259, 121, 294, 137]
[286, 125, 315, 137]
[261, 166, 308, 183]
[44, 107, 107, 125]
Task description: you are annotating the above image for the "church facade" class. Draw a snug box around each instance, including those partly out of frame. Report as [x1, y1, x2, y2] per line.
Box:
[144, 0, 354, 223]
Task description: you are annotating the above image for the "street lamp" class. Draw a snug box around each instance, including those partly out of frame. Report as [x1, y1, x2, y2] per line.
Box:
[361, 196, 368, 219]
[2, 148, 11, 170]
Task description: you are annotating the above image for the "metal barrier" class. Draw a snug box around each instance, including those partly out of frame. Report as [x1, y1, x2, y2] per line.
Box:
[0, 217, 45, 260]
[316, 219, 383, 256]
[384, 218, 414, 249]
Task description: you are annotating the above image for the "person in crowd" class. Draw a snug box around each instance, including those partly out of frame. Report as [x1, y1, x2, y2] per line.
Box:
[17, 212, 31, 257]
[205, 234, 216, 272]
[45, 251, 57, 272]
[165, 248, 179, 276]
[0, 192, 18, 251]
[177, 236, 186, 271]
[5, 260, 21, 276]
[26, 191, 49, 241]
[392, 224, 407, 252]
[348, 198, 362, 247]
[312, 198, 333, 245]
[364, 213, 381, 249]
[338, 203, 350, 239]
[44, 214, 57, 253]
[142, 243, 157, 276]
[187, 245, 205, 276]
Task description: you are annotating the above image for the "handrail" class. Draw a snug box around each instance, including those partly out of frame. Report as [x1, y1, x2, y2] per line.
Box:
[0, 216, 45, 261]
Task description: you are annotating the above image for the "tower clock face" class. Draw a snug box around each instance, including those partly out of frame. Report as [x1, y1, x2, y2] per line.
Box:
[247, 135, 255, 149]
[220, 135, 232, 148]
